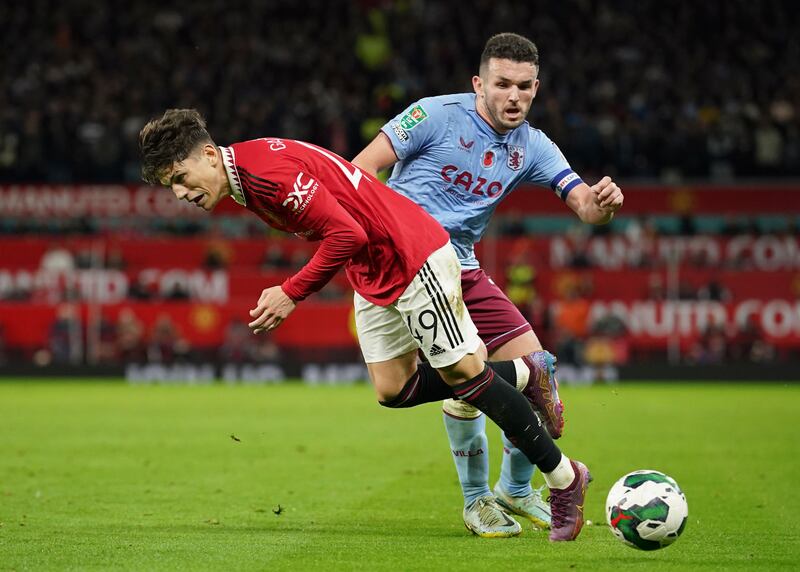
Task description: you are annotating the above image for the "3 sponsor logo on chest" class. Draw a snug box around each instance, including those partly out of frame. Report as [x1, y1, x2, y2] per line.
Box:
[283, 172, 318, 212]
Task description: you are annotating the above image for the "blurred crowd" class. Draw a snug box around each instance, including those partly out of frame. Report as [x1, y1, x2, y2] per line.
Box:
[1, 0, 798, 184]
[502, 251, 782, 368]
[30, 304, 279, 367]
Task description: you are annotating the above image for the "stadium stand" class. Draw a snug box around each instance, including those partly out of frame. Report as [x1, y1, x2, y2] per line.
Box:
[0, 1, 798, 377]
[0, 0, 797, 182]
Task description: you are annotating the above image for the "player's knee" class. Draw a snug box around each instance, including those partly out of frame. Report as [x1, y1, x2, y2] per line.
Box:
[437, 352, 485, 385]
[442, 398, 482, 419]
[375, 387, 400, 405]
[370, 374, 405, 405]
[376, 372, 417, 408]
[366, 353, 418, 405]
[378, 390, 405, 408]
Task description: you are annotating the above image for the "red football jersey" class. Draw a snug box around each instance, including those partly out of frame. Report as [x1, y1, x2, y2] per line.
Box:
[220, 138, 449, 305]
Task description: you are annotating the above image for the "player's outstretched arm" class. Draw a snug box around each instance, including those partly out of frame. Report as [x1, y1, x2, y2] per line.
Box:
[352, 133, 399, 177]
[565, 176, 624, 225]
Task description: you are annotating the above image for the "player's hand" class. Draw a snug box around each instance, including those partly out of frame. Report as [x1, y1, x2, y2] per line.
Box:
[248, 286, 297, 334]
[591, 176, 624, 213]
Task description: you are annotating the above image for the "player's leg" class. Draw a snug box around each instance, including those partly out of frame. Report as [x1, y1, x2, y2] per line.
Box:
[457, 270, 552, 527]
[362, 343, 586, 540]
[489, 329, 551, 529]
[441, 341, 495, 523]
[440, 347, 516, 537]
[395, 245, 588, 541]
[440, 270, 510, 532]
[470, 286, 565, 440]
[436, 349, 588, 541]
[489, 329, 542, 360]
[468, 271, 563, 438]
[353, 292, 459, 405]
[355, 274, 521, 537]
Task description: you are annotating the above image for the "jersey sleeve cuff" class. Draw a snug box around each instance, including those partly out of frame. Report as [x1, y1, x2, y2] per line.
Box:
[380, 124, 408, 160]
[280, 280, 305, 303]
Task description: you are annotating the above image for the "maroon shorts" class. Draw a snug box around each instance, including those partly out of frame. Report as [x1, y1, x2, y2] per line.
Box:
[461, 268, 533, 352]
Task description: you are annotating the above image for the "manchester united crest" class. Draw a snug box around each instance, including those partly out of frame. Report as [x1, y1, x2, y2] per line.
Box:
[507, 145, 524, 171]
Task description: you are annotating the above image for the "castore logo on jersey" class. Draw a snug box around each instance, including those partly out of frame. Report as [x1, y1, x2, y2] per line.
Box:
[459, 137, 475, 151]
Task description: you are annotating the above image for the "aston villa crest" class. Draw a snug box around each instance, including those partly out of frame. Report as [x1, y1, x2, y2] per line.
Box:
[507, 145, 524, 171]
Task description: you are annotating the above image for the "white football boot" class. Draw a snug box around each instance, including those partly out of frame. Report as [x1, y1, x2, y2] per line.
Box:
[463, 495, 522, 538]
[493, 483, 552, 530]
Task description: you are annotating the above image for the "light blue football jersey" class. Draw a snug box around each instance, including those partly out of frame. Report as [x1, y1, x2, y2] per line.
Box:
[381, 93, 583, 269]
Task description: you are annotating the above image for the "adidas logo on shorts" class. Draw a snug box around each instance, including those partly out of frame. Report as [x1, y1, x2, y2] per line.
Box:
[429, 344, 446, 357]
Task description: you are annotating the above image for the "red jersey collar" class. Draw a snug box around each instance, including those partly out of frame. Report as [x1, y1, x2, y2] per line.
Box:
[219, 146, 246, 206]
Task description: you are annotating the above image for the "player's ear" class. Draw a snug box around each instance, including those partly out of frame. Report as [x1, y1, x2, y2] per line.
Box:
[532, 78, 540, 98]
[472, 75, 483, 97]
[202, 143, 218, 165]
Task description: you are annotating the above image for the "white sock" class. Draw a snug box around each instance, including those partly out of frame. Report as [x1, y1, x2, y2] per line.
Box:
[512, 358, 530, 391]
[543, 454, 576, 490]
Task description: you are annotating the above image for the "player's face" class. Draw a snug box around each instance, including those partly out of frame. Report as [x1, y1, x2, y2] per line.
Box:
[160, 145, 229, 211]
[473, 58, 539, 133]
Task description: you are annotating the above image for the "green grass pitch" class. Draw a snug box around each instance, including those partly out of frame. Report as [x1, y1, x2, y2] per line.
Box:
[0, 380, 798, 571]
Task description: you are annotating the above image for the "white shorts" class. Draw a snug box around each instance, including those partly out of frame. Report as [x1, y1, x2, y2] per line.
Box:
[354, 243, 481, 368]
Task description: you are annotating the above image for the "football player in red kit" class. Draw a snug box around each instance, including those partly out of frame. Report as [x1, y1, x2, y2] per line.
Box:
[138, 109, 590, 541]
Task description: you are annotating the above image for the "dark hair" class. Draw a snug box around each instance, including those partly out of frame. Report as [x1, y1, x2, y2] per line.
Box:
[139, 108, 214, 184]
[479, 33, 539, 71]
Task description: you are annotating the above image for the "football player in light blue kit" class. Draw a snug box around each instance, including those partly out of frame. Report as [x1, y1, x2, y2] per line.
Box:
[354, 33, 623, 537]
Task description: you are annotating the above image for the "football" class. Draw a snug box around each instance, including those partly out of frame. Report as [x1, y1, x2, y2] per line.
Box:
[605, 470, 689, 550]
